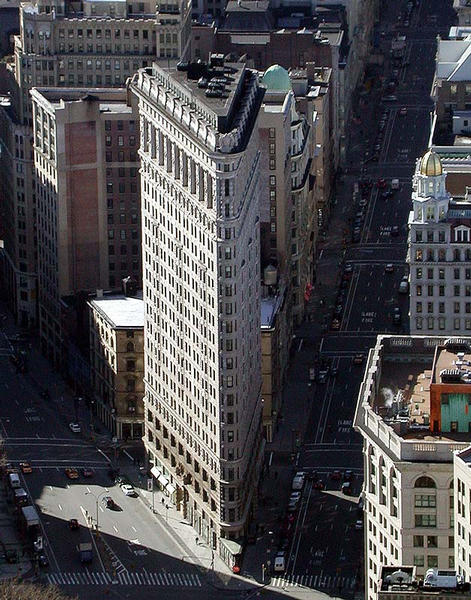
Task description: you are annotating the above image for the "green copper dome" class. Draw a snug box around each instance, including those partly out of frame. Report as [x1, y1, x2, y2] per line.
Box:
[261, 65, 292, 92]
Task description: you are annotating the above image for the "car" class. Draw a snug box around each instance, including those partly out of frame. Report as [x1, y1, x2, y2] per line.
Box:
[379, 121, 386, 131]
[404, 19, 409, 26]
[273, 551, 286, 573]
[331, 470, 342, 481]
[121, 483, 137, 497]
[290, 492, 302, 502]
[64, 468, 79, 480]
[393, 307, 401, 324]
[385, 264, 394, 273]
[38, 553, 49, 568]
[344, 264, 353, 274]
[382, 95, 397, 102]
[330, 367, 338, 377]
[359, 199, 368, 208]
[69, 422, 81, 433]
[374, 144, 381, 152]
[69, 518, 79, 531]
[103, 496, 116, 509]
[81, 468, 94, 478]
[381, 190, 393, 200]
[377, 178, 387, 189]
[399, 278, 409, 294]
[391, 225, 399, 236]
[334, 305, 343, 316]
[344, 470, 354, 481]
[392, 68, 400, 77]
[287, 501, 299, 512]
[353, 354, 364, 365]
[313, 480, 325, 490]
[317, 370, 328, 384]
[399, 107, 408, 116]
[20, 462, 32, 474]
[331, 319, 340, 331]
[355, 520, 364, 530]
[341, 482, 352, 495]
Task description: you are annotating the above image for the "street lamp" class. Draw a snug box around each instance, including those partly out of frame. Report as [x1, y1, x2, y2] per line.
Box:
[85, 490, 108, 533]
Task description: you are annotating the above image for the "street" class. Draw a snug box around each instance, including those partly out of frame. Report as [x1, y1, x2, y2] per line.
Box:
[0, 0, 458, 599]
[242, 0, 457, 596]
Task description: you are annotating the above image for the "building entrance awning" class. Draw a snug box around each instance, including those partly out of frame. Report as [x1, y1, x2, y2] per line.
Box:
[150, 466, 162, 479]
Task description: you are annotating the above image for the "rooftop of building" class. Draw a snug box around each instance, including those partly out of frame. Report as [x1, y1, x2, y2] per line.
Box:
[360, 335, 471, 443]
[261, 294, 283, 329]
[31, 87, 131, 113]
[89, 293, 144, 329]
[379, 566, 470, 597]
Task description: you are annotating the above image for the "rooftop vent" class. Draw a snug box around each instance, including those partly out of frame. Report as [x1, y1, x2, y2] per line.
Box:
[440, 369, 464, 383]
[444, 338, 471, 353]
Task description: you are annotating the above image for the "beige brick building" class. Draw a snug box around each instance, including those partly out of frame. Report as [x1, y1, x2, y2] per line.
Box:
[88, 293, 144, 440]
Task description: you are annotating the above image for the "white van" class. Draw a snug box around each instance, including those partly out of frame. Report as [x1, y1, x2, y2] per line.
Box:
[292, 475, 304, 491]
[9, 473, 21, 489]
[273, 552, 286, 573]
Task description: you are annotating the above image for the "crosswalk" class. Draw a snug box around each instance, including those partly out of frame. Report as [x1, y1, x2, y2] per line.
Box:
[271, 574, 356, 590]
[46, 571, 202, 587]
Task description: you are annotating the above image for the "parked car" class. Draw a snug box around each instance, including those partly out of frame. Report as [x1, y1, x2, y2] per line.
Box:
[341, 482, 352, 495]
[82, 468, 94, 478]
[355, 520, 364, 530]
[20, 462, 32, 474]
[69, 422, 81, 433]
[399, 107, 408, 116]
[353, 354, 365, 365]
[384, 263, 394, 273]
[331, 319, 341, 331]
[64, 468, 79, 480]
[391, 225, 400, 236]
[313, 480, 325, 490]
[38, 553, 49, 568]
[399, 277, 409, 294]
[393, 307, 401, 325]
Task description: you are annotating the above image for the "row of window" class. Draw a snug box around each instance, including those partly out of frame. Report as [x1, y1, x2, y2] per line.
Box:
[415, 317, 471, 331]
[414, 248, 471, 262]
[416, 300, 471, 313]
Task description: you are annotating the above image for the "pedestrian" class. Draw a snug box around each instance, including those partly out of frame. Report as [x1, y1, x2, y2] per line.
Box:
[196, 537, 199, 545]
[161, 497, 165, 505]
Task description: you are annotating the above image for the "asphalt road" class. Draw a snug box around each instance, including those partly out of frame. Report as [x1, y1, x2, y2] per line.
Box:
[278, 0, 457, 593]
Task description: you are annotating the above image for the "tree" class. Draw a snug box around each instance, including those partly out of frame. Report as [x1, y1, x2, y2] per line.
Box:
[0, 580, 77, 600]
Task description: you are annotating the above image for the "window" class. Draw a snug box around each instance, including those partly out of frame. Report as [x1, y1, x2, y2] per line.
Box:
[413, 535, 424, 547]
[427, 536, 437, 548]
[415, 476, 436, 488]
[416, 302, 422, 313]
[415, 514, 437, 527]
[427, 555, 438, 568]
[455, 285, 461, 296]
[416, 285, 422, 296]
[455, 302, 460, 314]
[413, 555, 424, 567]
[126, 359, 136, 372]
[416, 268, 422, 279]
[455, 268, 460, 279]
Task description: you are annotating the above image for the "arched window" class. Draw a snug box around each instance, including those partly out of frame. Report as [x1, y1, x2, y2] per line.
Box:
[414, 476, 436, 488]
[126, 342, 134, 352]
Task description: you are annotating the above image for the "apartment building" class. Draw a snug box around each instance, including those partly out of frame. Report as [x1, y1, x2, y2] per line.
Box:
[454, 0, 471, 26]
[0, 0, 191, 331]
[407, 149, 471, 336]
[88, 292, 144, 440]
[31, 87, 141, 365]
[354, 335, 471, 600]
[432, 31, 471, 139]
[130, 57, 265, 564]
[0, 96, 36, 328]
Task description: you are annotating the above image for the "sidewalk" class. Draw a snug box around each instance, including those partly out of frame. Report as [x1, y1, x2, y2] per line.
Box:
[0, 480, 32, 581]
[0, 306, 249, 590]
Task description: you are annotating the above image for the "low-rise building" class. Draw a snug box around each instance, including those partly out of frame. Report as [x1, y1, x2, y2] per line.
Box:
[88, 292, 144, 440]
[354, 335, 471, 600]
